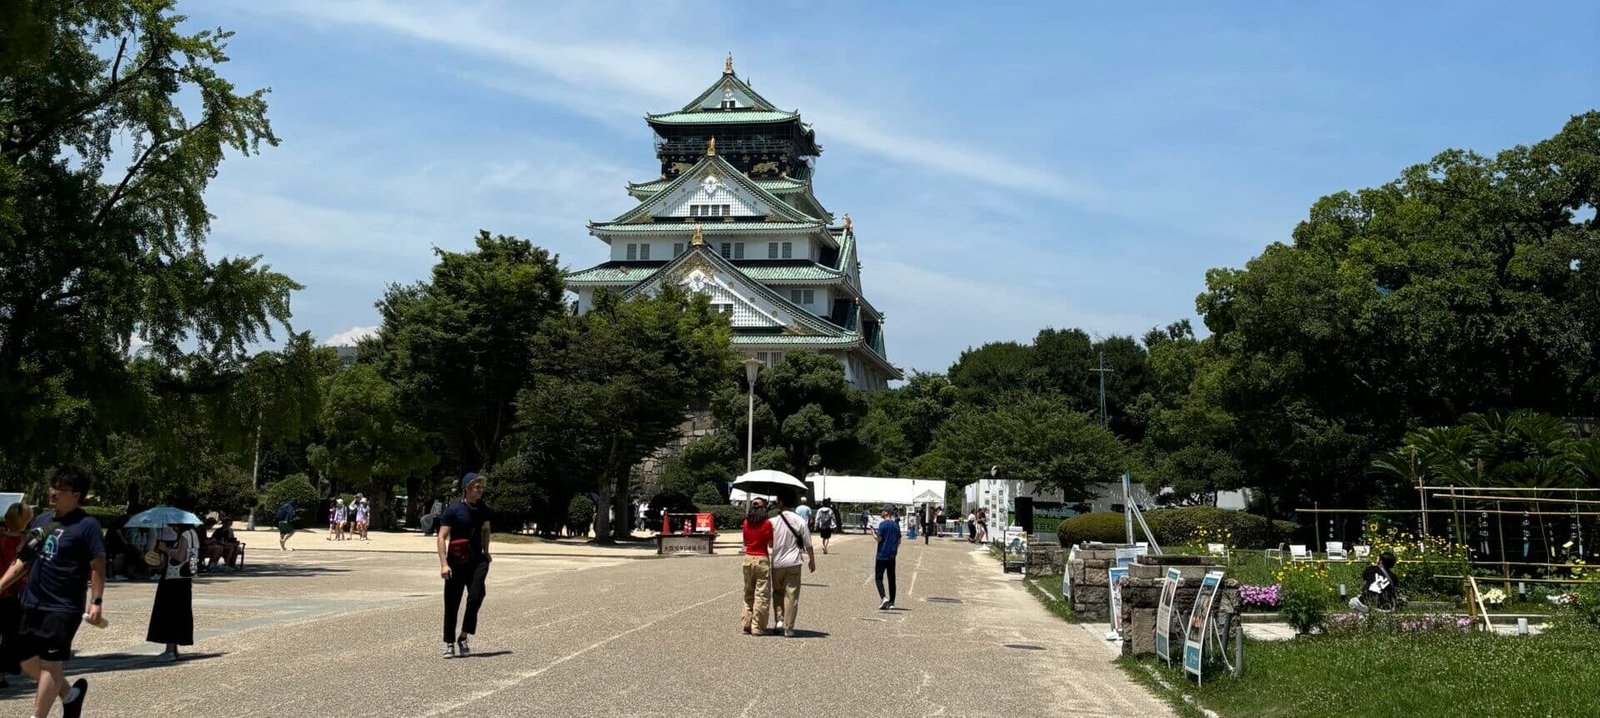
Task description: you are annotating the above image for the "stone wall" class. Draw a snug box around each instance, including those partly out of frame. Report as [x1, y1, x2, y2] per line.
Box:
[1026, 543, 1063, 576]
[1118, 556, 1239, 659]
[1064, 543, 1122, 621]
[632, 410, 719, 499]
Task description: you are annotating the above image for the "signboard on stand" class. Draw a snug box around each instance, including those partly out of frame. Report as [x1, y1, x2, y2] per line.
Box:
[1063, 545, 1079, 601]
[1184, 570, 1226, 682]
[1001, 527, 1027, 573]
[1107, 565, 1130, 636]
[1154, 567, 1182, 665]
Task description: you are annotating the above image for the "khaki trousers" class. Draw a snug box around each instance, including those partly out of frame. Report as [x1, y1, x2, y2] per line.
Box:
[741, 555, 771, 631]
[771, 564, 802, 629]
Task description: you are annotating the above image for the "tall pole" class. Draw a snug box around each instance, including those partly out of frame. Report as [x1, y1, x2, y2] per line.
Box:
[246, 413, 262, 531]
[743, 359, 762, 475]
[1092, 352, 1111, 428]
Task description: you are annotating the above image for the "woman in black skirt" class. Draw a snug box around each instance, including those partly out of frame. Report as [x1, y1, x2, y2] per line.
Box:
[147, 522, 197, 661]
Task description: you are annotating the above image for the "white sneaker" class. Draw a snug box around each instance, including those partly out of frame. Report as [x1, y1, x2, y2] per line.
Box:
[879, 598, 890, 610]
[775, 620, 784, 630]
[442, 642, 455, 659]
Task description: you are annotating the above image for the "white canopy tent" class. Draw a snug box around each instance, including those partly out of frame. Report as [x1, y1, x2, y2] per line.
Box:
[731, 475, 949, 510]
[811, 476, 948, 508]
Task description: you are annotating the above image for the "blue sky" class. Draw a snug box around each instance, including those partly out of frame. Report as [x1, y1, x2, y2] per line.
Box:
[193, 1, 1598, 374]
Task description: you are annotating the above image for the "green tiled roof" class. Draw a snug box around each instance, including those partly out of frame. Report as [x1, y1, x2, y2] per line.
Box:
[565, 263, 664, 284]
[566, 261, 844, 286]
[605, 154, 819, 225]
[733, 334, 860, 346]
[646, 110, 798, 125]
[591, 221, 826, 234]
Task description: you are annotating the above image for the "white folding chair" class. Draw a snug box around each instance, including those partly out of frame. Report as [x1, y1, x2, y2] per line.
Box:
[1326, 541, 1348, 561]
[1353, 545, 1372, 559]
[1290, 544, 1312, 561]
[1207, 542, 1228, 559]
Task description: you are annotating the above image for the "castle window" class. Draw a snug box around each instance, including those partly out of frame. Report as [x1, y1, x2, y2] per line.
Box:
[712, 303, 733, 315]
[790, 289, 814, 305]
[639, 243, 650, 261]
[690, 204, 731, 217]
[720, 242, 731, 258]
[781, 242, 793, 259]
[768, 242, 779, 259]
[673, 243, 684, 256]
[626, 243, 638, 261]
[733, 242, 745, 259]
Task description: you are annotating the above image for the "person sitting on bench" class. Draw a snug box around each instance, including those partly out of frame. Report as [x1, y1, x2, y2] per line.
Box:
[205, 518, 244, 572]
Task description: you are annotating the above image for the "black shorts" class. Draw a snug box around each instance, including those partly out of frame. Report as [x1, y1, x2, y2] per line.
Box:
[818, 528, 833, 540]
[16, 608, 81, 663]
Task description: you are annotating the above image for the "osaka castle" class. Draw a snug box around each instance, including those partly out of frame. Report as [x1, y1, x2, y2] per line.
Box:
[566, 57, 902, 391]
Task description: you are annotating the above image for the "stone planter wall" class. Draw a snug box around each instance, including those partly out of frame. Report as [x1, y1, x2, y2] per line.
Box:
[1118, 556, 1239, 658]
[1064, 543, 1127, 620]
[1026, 543, 1063, 576]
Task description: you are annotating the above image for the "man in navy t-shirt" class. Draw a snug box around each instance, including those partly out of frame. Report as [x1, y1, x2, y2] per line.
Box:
[437, 472, 493, 658]
[0, 465, 106, 718]
[873, 507, 902, 610]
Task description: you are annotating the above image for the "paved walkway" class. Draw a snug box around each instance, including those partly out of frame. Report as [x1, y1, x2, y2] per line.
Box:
[253, 526, 731, 557]
[1, 534, 1173, 717]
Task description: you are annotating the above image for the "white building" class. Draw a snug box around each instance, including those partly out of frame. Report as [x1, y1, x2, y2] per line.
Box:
[565, 57, 901, 390]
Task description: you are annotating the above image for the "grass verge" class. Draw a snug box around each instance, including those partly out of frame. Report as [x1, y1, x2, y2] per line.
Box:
[1129, 631, 1599, 718]
[1022, 576, 1074, 622]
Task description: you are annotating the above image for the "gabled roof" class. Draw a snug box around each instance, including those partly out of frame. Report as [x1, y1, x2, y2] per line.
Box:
[600, 154, 819, 226]
[628, 174, 810, 200]
[621, 244, 847, 338]
[681, 70, 780, 112]
[566, 259, 846, 287]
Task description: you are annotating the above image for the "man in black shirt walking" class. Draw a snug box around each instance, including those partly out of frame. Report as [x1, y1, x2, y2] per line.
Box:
[0, 465, 106, 718]
[438, 472, 493, 658]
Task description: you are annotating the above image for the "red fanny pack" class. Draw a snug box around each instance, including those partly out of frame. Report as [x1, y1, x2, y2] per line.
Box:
[447, 539, 472, 566]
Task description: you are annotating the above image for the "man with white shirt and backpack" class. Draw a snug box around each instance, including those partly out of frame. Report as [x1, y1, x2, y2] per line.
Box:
[766, 494, 815, 638]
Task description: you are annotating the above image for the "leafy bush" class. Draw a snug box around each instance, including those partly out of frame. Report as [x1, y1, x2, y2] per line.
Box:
[258, 474, 318, 527]
[1276, 560, 1333, 634]
[1272, 520, 1299, 545]
[705, 505, 745, 530]
[1145, 506, 1279, 548]
[1365, 523, 1471, 597]
[692, 482, 726, 506]
[1056, 512, 1128, 546]
[196, 466, 258, 519]
[81, 505, 126, 525]
[566, 495, 595, 528]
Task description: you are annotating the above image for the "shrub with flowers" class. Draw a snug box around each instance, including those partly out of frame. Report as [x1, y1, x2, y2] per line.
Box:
[1478, 587, 1506, 606]
[1364, 523, 1473, 598]
[1239, 583, 1280, 610]
[1276, 560, 1333, 634]
[1324, 611, 1474, 636]
[1552, 558, 1600, 632]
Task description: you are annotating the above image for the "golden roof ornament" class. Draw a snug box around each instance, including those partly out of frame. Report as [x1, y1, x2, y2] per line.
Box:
[843, 213, 852, 230]
[706, 137, 716, 156]
[690, 223, 705, 246]
[724, 53, 734, 75]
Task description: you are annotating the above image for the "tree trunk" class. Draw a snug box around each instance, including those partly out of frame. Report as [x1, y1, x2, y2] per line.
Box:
[593, 434, 620, 543]
[611, 471, 633, 541]
[594, 474, 614, 544]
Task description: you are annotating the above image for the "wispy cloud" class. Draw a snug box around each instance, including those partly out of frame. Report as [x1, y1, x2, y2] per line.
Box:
[238, 0, 1104, 206]
[324, 325, 379, 347]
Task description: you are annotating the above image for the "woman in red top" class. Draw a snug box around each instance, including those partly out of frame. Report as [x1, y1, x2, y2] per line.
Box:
[0, 502, 34, 685]
[739, 497, 774, 636]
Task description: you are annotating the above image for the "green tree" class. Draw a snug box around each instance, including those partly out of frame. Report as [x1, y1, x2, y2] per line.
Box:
[375, 231, 567, 473]
[947, 341, 1034, 405]
[929, 394, 1129, 502]
[518, 285, 734, 542]
[0, 2, 297, 481]
[307, 365, 436, 528]
[1199, 112, 1600, 513]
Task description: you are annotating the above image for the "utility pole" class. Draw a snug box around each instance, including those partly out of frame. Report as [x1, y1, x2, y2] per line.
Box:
[1091, 351, 1113, 428]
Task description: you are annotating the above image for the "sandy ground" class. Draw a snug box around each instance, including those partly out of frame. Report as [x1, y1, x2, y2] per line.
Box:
[0, 532, 1172, 718]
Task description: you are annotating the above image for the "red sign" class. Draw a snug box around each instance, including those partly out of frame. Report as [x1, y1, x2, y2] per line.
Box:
[695, 513, 714, 533]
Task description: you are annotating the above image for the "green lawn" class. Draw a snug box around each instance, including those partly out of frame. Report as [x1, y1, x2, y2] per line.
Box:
[1132, 631, 1599, 718]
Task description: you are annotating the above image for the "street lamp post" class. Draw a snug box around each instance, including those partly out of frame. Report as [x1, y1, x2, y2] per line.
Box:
[743, 358, 762, 474]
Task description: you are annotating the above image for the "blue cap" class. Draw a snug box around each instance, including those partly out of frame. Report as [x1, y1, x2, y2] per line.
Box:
[462, 472, 481, 492]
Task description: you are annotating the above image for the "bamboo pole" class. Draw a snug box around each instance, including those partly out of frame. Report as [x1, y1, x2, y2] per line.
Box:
[1417, 485, 1600, 492]
[1434, 493, 1600, 506]
[1434, 575, 1598, 585]
[1497, 500, 1510, 594]
[1297, 507, 1600, 517]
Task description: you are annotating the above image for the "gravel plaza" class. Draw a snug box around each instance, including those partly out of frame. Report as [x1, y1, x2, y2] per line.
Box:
[0, 530, 1171, 718]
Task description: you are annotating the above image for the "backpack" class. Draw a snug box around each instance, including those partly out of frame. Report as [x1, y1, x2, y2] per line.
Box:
[815, 507, 835, 529]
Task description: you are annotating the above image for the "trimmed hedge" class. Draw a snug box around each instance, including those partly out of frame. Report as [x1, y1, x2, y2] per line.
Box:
[703, 505, 745, 531]
[1056, 506, 1296, 549]
[1056, 512, 1129, 546]
[258, 475, 318, 528]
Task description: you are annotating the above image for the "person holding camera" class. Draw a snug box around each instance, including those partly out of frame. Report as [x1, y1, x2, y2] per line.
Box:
[0, 465, 106, 718]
